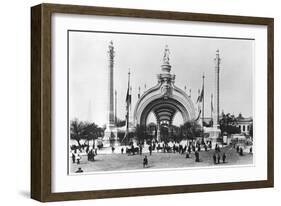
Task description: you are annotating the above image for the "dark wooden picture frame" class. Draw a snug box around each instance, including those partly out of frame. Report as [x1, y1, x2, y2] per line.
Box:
[31, 3, 274, 202]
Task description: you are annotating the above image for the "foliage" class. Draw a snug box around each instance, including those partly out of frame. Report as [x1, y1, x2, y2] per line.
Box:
[219, 113, 240, 135]
[135, 124, 147, 141]
[179, 120, 202, 140]
[70, 118, 104, 147]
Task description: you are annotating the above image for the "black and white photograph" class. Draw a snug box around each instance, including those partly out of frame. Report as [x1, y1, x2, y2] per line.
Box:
[68, 31, 254, 174]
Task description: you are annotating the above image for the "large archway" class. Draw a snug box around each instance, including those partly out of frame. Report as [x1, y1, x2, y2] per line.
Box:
[133, 46, 196, 141]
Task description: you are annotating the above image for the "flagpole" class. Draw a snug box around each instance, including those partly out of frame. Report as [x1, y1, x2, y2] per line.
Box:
[126, 69, 130, 143]
[202, 73, 205, 139]
[211, 93, 213, 127]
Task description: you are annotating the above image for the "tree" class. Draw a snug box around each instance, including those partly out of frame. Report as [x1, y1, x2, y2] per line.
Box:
[70, 119, 84, 148]
[83, 122, 102, 141]
[180, 120, 202, 140]
[135, 124, 147, 142]
[70, 119, 104, 148]
[219, 113, 240, 135]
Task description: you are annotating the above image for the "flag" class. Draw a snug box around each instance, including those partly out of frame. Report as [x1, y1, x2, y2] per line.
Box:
[211, 93, 214, 113]
[138, 86, 141, 99]
[125, 86, 131, 107]
[196, 86, 204, 103]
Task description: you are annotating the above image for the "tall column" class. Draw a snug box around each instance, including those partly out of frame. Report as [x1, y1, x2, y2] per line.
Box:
[114, 90, 117, 124]
[103, 41, 118, 147]
[213, 49, 221, 128]
[107, 41, 115, 127]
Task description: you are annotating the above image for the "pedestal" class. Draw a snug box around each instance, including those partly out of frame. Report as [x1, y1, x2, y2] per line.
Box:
[207, 126, 221, 149]
[103, 126, 119, 147]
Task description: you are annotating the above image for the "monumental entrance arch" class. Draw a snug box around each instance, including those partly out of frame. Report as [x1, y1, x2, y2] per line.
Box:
[133, 46, 196, 141]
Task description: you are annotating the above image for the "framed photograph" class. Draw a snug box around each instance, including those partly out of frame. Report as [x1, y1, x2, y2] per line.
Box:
[31, 3, 274, 202]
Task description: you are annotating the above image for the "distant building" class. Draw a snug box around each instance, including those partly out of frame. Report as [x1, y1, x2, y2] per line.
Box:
[203, 113, 252, 135]
[236, 114, 253, 135]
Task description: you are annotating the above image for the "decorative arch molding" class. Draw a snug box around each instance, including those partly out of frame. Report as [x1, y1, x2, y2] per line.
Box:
[133, 85, 196, 127]
[132, 45, 197, 129]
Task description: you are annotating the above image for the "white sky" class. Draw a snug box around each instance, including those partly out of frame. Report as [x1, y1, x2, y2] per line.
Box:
[69, 31, 253, 127]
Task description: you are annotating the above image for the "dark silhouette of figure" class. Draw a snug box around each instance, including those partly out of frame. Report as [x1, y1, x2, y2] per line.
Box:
[222, 153, 226, 163]
[239, 148, 243, 156]
[76, 153, 81, 164]
[75, 167, 83, 173]
[149, 145, 152, 156]
[188, 146, 191, 154]
[72, 152, 75, 163]
[204, 144, 208, 151]
[195, 151, 200, 162]
[217, 154, 221, 164]
[236, 146, 240, 153]
[131, 145, 135, 155]
[121, 147, 124, 154]
[143, 155, 148, 168]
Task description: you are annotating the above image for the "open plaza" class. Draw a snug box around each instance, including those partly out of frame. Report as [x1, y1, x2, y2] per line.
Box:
[70, 144, 253, 173]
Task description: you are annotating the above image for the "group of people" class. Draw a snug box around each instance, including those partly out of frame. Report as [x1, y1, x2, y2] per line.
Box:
[71, 150, 82, 164]
[213, 152, 227, 164]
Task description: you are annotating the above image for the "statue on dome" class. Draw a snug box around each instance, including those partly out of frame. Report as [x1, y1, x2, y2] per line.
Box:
[163, 45, 170, 65]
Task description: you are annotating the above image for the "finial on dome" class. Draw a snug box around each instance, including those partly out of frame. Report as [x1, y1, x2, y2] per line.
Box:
[163, 45, 170, 65]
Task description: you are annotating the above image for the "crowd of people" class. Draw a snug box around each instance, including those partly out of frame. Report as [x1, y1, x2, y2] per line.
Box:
[70, 138, 253, 172]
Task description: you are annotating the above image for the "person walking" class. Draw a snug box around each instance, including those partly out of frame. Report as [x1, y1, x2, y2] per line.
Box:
[76, 153, 81, 164]
[236, 145, 240, 153]
[239, 147, 243, 156]
[72, 151, 75, 163]
[222, 153, 226, 163]
[143, 155, 148, 168]
[217, 154, 220, 164]
[195, 151, 200, 162]
[149, 145, 152, 156]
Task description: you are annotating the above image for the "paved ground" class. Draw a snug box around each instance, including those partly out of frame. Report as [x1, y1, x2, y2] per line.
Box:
[70, 146, 253, 173]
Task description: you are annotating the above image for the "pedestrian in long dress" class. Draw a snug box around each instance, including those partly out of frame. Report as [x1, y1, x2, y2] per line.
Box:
[76, 153, 81, 164]
[217, 154, 220, 164]
[239, 148, 243, 156]
[222, 153, 226, 163]
[143, 155, 148, 168]
[72, 152, 75, 163]
[236, 146, 240, 153]
[149, 145, 152, 156]
[195, 151, 200, 162]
